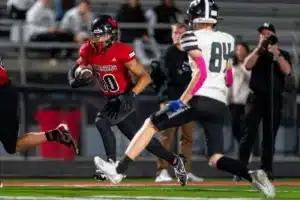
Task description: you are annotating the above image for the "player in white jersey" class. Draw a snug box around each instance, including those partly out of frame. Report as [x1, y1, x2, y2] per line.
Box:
[181, 30, 234, 104]
[94, 0, 275, 197]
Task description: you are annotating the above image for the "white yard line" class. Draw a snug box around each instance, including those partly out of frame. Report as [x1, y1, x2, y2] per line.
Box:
[0, 197, 261, 200]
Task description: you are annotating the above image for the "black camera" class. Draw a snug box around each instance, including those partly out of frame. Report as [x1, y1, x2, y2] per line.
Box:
[263, 35, 278, 49]
[267, 35, 278, 45]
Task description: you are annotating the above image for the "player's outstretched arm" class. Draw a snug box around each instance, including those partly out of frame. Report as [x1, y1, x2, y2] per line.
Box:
[125, 59, 152, 94]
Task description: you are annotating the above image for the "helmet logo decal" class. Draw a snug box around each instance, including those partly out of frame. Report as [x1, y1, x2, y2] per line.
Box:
[93, 28, 103, 34]
[108, 18, 117, 28]
[191, 0, 201, 5]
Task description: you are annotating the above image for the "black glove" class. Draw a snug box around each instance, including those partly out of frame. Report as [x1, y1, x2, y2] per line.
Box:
[68, 63, 94, 88]
[118, 90, 136, 111]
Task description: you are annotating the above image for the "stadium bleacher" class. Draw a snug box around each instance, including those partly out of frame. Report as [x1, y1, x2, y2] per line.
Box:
[0, 0, 300, 72]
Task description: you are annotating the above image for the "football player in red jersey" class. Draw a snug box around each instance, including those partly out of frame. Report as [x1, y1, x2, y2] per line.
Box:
[0, 58, 78, 157]
[69, 15, 187, 185]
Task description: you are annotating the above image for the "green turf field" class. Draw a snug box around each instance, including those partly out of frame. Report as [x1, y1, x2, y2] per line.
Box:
[0, 179, 299, 199]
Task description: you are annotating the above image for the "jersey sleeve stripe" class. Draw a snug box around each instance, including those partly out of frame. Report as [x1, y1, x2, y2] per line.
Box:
[181, 44, 199, 51]
[181, 36, 197, 43]
[181, 39, 197, 45]
[181, 32, 196, 39]
[180, 31, 199, 51]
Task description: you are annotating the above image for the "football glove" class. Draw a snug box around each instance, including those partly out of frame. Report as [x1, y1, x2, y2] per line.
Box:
[167, 100, 186, 112]
[118, 90, 136, 111]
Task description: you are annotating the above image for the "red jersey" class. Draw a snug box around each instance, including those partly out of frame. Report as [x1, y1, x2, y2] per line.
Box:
[0, 65, 8, 86]
[77, 41, 136, 96]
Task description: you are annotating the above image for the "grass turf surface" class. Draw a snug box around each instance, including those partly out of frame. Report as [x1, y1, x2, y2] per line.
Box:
[1, 179, 300, 199]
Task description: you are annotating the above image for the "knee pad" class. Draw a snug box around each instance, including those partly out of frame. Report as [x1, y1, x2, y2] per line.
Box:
[95, 113, 111, 130]
[149, 109, 169, 131]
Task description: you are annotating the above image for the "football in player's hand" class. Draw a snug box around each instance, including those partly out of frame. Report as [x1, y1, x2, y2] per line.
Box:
[75, 65, 94, 81]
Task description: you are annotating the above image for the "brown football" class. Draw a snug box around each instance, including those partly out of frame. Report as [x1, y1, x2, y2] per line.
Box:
[75, 65, 94, 80]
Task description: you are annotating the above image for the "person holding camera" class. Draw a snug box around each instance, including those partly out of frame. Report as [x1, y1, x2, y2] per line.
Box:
[238, 23, 292, 180]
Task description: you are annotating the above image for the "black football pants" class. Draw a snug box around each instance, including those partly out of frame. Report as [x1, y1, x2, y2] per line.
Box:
[0, 82, 19, 154]
[95, 110, 175, 162]
[239, 93, 282, 172]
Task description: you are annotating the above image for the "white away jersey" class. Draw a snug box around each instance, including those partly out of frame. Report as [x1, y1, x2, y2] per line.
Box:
[180, 30, 235, 104]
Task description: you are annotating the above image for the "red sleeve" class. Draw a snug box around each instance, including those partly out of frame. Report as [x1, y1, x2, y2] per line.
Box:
[77, 42, 91, 65]
[118, 43, 136, 64]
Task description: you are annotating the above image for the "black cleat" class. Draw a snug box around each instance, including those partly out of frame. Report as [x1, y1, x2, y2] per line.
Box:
[94, 172, 107, 181]
[56, 124, 79, 154]
[173, 155, 187, 186]
[265, 171, 275, 182]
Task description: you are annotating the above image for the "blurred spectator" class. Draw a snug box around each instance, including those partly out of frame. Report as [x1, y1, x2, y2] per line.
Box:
[133, 33, 160, 68]
[7, 0, 35, 20]
[228, 42, 251, 144]
[25, 0, 74, 57]
[60, 0, 93, 43]
[228, 42, 252, 183]
[145, 0, 183, 44]
[25, 0, 58, 41]
[54, 0, 76, 21]
[116, 0, 146, 42]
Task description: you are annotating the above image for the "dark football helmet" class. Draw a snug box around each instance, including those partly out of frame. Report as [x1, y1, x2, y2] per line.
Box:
[187, 0, 220, 27]
[90, 15, 119, 51]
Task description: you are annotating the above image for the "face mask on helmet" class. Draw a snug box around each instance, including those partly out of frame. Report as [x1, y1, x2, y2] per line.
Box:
[90, 27, 112, 49]
[91, 32, 111, 45]
[90, 16, 119, 52]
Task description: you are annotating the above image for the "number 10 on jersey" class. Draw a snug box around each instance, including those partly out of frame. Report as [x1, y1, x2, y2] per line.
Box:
[102, 74, 119, 92]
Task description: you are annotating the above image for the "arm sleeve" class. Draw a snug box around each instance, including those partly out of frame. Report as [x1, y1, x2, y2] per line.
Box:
[225, 51, 235, 87]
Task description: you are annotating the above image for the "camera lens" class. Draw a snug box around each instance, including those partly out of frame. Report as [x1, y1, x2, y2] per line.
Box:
[268, 35, 278, 45]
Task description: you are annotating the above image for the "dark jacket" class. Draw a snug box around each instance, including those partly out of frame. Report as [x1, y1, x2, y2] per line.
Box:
[249, 49, 292, 97]
[159, 45, 192, 101]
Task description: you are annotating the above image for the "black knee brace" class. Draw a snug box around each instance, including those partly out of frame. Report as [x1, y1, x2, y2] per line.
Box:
[150, 107, 170, 131]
